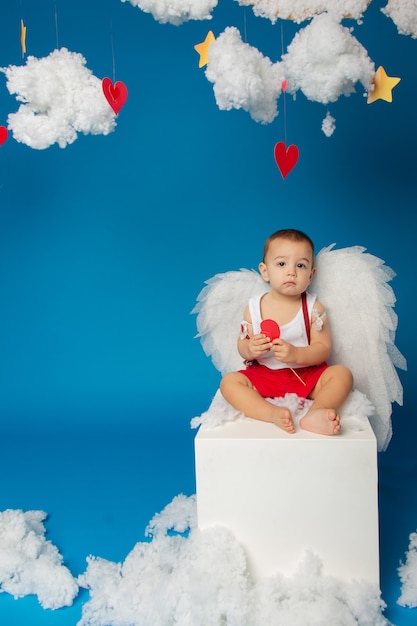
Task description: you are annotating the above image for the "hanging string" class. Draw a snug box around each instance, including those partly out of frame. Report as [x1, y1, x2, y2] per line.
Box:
[280, 20, 287, 145]
[19, 0, 26, 58]
[54, 0, 59, 49]
[110, 20, 116, 83]
[243, 8, 247, 43]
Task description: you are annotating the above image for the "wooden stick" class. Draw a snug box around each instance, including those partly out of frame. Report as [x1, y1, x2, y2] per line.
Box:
[290, 367, 306, 386]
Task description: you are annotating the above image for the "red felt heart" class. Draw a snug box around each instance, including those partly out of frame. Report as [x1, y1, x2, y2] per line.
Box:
[260, 319, 280, 341]
[274, 141, 299, 179]
[0, 126, 8, 146]
[102, 77, 128, 115]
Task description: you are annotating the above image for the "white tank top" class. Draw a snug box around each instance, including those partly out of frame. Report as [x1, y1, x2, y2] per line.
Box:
[248, 291, 317, 370]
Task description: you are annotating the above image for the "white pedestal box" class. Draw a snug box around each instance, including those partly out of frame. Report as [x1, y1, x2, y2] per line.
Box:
[195, 416, 379, 585]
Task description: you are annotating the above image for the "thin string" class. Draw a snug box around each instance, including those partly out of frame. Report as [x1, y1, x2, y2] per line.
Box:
[110, 20, 116, 83]
[243, 8, 247, 42]
[280, 21, 287, 144]
[54, 0, 59, 49]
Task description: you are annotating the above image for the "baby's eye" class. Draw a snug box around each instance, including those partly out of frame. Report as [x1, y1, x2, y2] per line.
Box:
[277, 261, 285, 267]
[297, 263, 307, 269]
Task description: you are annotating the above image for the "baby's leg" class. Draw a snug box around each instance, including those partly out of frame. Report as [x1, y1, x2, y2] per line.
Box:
[220, 372, 295, 434]
[300, 365, 353, 436]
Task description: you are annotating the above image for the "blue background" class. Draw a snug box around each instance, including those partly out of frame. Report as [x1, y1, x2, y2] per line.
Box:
[0, 0, 415, 623]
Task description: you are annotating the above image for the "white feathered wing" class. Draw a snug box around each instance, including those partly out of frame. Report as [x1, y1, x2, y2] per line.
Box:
[193, 246, 406, 451]
[193, 269, 269, 374]
[312, 244, 406, 451]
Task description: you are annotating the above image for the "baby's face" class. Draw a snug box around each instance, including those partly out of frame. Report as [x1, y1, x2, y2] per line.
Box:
[260, 238, 315, 295]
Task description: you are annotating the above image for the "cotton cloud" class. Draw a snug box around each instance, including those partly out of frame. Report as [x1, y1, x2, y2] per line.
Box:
[0, 498, 399, 623]
[77, 494, 389, 626]
[0, 509, 78, 610]
[205, 26, 284, 123]
[322, 110, 336, 136]
[235, 0, 370, 23]
[191, 388, 375, 430]
[203, 14, 375, 127]
[1, 48, 116, 150]
[120, 0, 217, 25]
[398, 530, 417, 607]
[282, 13, 375, 104]
[382, 0, 417, 37]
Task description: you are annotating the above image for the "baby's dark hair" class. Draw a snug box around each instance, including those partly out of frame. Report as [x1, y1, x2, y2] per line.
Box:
[262, 229, 315, 263]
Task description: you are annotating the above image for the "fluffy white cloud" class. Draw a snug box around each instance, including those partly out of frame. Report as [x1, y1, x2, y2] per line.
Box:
[398, 531, 417, 607]
[0, 509, 78, 610]
[322, 111, 336, 137]
[235, 0, 370, 23]
[205, 26, 285, 123]
[282, 13, 375, 104]
[120, 0, 217, 25]
[1, 48, 116, 150]
[77, 494, 389, 626]
[382, 0, 417, 37]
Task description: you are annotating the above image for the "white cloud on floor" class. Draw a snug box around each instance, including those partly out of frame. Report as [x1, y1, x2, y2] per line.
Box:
[5, 497, 417, 623]
[398, 530, 417, 607]
[205, 26, 284, 123]
[382, 0, 417, 38]
[77, 494, 390, 626]
[1, 48, 116, 150]
[234, 0, 370, 24]
[282, 13, 374, 104]
[0, 509, 78, 610]
[120, 0, 218, 25]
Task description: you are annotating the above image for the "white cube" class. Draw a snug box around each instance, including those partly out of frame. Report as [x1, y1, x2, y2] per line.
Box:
[195, 415, 379, 584]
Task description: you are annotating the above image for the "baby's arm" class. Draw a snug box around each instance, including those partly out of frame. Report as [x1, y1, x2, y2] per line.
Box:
[271, 300, 331, 366]
[238, 305, 272, 362]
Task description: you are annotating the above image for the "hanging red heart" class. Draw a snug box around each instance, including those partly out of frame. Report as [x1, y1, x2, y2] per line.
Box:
[102, 77, 128, 115]
[281, 80, 288, 92]
[274, 141, 299, 179]
[0, 126, 8, 146]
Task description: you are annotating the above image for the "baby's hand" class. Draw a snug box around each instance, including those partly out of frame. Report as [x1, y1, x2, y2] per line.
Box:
[271, 338, 297, 363]
[247, 333, 273, 359]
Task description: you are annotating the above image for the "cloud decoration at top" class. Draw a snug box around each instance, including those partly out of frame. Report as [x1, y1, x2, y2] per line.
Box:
[204, 16, 374, 124]
[120, 0, 218, 25]
[382, 0, 417, 37]
[1, 48, 116, 150]
[121, 0, 417, 33]
[282, 13, 375, 104]
[234, 0, 371, 23]
[205, 27, 285, 123]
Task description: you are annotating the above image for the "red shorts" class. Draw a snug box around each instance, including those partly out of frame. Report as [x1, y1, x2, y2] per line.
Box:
[238, 361, 329, 398]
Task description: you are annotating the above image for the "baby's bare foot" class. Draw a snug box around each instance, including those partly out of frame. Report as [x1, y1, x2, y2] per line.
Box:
[300, 408, 341, 436]
[272, 407, 295, 434]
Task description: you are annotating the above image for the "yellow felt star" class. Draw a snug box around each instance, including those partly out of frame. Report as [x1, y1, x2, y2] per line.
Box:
[20, 19, 27, 57]
[194, 31, 215, 68]
[367, 66, 401, 104]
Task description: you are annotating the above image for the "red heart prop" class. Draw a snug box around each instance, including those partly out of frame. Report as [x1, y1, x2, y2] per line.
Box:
[274, 141, 299, 179]
[260, 319, 280, 341]
[102, 77, 128, 115]
[0, 126, 8, 146]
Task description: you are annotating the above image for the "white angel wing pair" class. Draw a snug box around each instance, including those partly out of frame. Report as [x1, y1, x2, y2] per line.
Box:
[192, 245, 406, 451]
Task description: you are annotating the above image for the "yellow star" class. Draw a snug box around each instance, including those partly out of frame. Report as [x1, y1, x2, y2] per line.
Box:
[20, 19, 27, 57]
[194, 31, 215, 68]
[367, 66, 401, 104]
